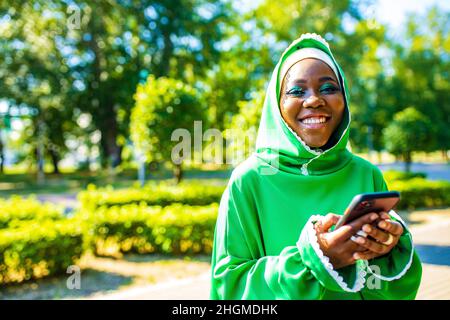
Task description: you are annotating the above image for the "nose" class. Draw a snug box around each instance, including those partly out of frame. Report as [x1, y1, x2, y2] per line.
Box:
[303, 95, 324, 108]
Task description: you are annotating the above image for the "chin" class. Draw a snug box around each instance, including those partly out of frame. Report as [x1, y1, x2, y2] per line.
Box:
[306, 142, 326, 148]
[302, 137, 328, 148]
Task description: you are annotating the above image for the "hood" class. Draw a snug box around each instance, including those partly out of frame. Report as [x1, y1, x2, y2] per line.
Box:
[255, 33, 353, 176]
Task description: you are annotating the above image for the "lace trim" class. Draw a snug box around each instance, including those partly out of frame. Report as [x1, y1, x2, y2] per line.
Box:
[364, 210, 415, 281]
[280, 118, 322, 176]
[281, 117, 322, 156]
[304, 215, 367, 292]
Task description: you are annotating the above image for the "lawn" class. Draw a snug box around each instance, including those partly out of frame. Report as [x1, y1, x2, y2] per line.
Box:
[0, 167, 232, 198]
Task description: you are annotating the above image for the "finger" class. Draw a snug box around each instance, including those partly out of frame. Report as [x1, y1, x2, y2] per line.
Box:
[353, 251, 378, 261]
[362, 224, 391, 243]
[332, 212, 379, 242]
[320, 213, 341, 232]
[379, 211, 390, 220]
[378, 219, 404, 236]
[350, 236, 388, 255]
[348, 212, 380, 233]
[343, 239, 367, 252]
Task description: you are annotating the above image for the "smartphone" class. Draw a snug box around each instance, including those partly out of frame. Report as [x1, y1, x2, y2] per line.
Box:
[335, 191, 400, 229]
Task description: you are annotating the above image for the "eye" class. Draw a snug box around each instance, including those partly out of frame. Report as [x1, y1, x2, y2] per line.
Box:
[320, 83, 340, 94]
[286, 86, 305, 97]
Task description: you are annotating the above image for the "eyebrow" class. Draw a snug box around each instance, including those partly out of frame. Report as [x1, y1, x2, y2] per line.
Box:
[289, 76, 338, 84]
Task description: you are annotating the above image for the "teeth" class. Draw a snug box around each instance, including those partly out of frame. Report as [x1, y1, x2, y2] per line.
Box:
[301, 117, 327, 124]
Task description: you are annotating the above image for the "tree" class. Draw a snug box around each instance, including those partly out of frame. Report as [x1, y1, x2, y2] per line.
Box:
[1, 0, 231, 171]
[387, 7, 450, 157]
[0, 1, 75, 174]
[68, 0, 230, 168]
[383, 107, 435, 172]
[130, 76, 205, 183]
[225, 90, 265, 164]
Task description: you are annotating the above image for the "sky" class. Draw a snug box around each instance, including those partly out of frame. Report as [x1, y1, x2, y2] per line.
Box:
[372, 0, 449, 34]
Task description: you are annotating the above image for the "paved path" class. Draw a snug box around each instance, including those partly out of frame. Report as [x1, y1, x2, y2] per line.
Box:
[37, 193, 78, 214]
[90, 210, 450, 300]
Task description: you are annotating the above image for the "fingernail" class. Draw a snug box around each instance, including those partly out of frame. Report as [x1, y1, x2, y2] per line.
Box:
[354, 253, 360, 260]
[363, 224, 372, 233]
[356, 237, 365, 244]
[379, 221, 387, 228]
[370, 214, 378, 221]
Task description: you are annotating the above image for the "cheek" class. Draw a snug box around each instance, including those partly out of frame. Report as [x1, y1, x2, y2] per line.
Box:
[327, 95, 345, 120]
[280, 98, 302, 120]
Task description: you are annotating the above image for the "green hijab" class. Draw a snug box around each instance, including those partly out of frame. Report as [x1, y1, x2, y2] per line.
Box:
[255, 34, 352, 175]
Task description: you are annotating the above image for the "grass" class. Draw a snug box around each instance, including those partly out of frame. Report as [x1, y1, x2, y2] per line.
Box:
[0, 167, 232, 198]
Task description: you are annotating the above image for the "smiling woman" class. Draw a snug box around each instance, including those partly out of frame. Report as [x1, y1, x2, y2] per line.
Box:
[210, 33, 422, 300]
[279, 54, 345, 148]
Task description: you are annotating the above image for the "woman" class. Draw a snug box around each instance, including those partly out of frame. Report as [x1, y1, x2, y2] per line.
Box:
[210, 33, 422, 299]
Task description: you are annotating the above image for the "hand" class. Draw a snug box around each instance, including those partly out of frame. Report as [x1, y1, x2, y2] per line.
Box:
[315, 212, 380, 269]
[351, 212, 404, 261]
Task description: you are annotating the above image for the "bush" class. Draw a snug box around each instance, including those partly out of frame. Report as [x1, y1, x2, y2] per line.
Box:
[78, 203, 218, 257]
[0, 196, 64, 229]
[78, 181, 225, 212]
[388, 178, 450, 210]
[0, 220, 83, 284]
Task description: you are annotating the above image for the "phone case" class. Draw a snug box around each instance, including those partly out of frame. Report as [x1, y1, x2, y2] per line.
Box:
[335, 191, 400, 228]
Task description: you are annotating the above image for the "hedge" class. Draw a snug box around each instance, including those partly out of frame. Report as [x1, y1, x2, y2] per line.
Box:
[0, 220, 83, 285]
[0, 196, 64, 229]
[388, 178, 450, 210]
[78, 181, 225, 211]
[78, 203, 218, 257]
[383, 170, 427, 183]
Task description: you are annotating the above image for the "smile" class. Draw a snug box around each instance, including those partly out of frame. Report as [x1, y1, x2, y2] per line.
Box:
[297, 116, 331, 129]
[300, 116, 328, 124]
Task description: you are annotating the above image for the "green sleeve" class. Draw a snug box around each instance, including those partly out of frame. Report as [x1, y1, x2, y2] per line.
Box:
[361, 169, 423, 299]
[210, 180, 366, 300]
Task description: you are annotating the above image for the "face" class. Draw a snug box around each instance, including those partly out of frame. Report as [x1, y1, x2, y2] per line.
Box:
[279, 58, 345, 148]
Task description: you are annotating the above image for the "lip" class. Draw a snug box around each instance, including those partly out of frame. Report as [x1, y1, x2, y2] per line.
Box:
[298, 113, 331, 120]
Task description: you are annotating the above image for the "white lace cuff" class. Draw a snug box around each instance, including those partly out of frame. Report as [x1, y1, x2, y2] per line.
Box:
[297, 215, 366, 293]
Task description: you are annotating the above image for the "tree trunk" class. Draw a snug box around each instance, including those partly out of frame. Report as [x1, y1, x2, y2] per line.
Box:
[0, 135, 4, 174]
[88, 18, 121, 169]
[443, 149, 449, 162]
[101, 111, 122, 168]
[48, 148, 60, 174]
[174, 163, 183, 184]
[404, 152, 412, 173]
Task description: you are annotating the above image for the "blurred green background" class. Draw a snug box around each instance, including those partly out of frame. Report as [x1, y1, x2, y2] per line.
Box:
[0, 0, 449, 299]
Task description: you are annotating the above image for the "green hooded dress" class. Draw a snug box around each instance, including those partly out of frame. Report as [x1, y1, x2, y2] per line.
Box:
[210, 34, 422, 300]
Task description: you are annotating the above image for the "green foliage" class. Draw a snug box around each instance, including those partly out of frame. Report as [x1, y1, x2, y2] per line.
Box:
[388, 178, 450, 210]
[225, 90, 265, 163]
[1, 0, 230, 169]
[0, 220, 83, 284]
[131, 75, 205, 166]
[78, 182, 224, 212]
[78, 203, 218, 257]
[383, 107, 434, 160]
[0, 196, 64, 229]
